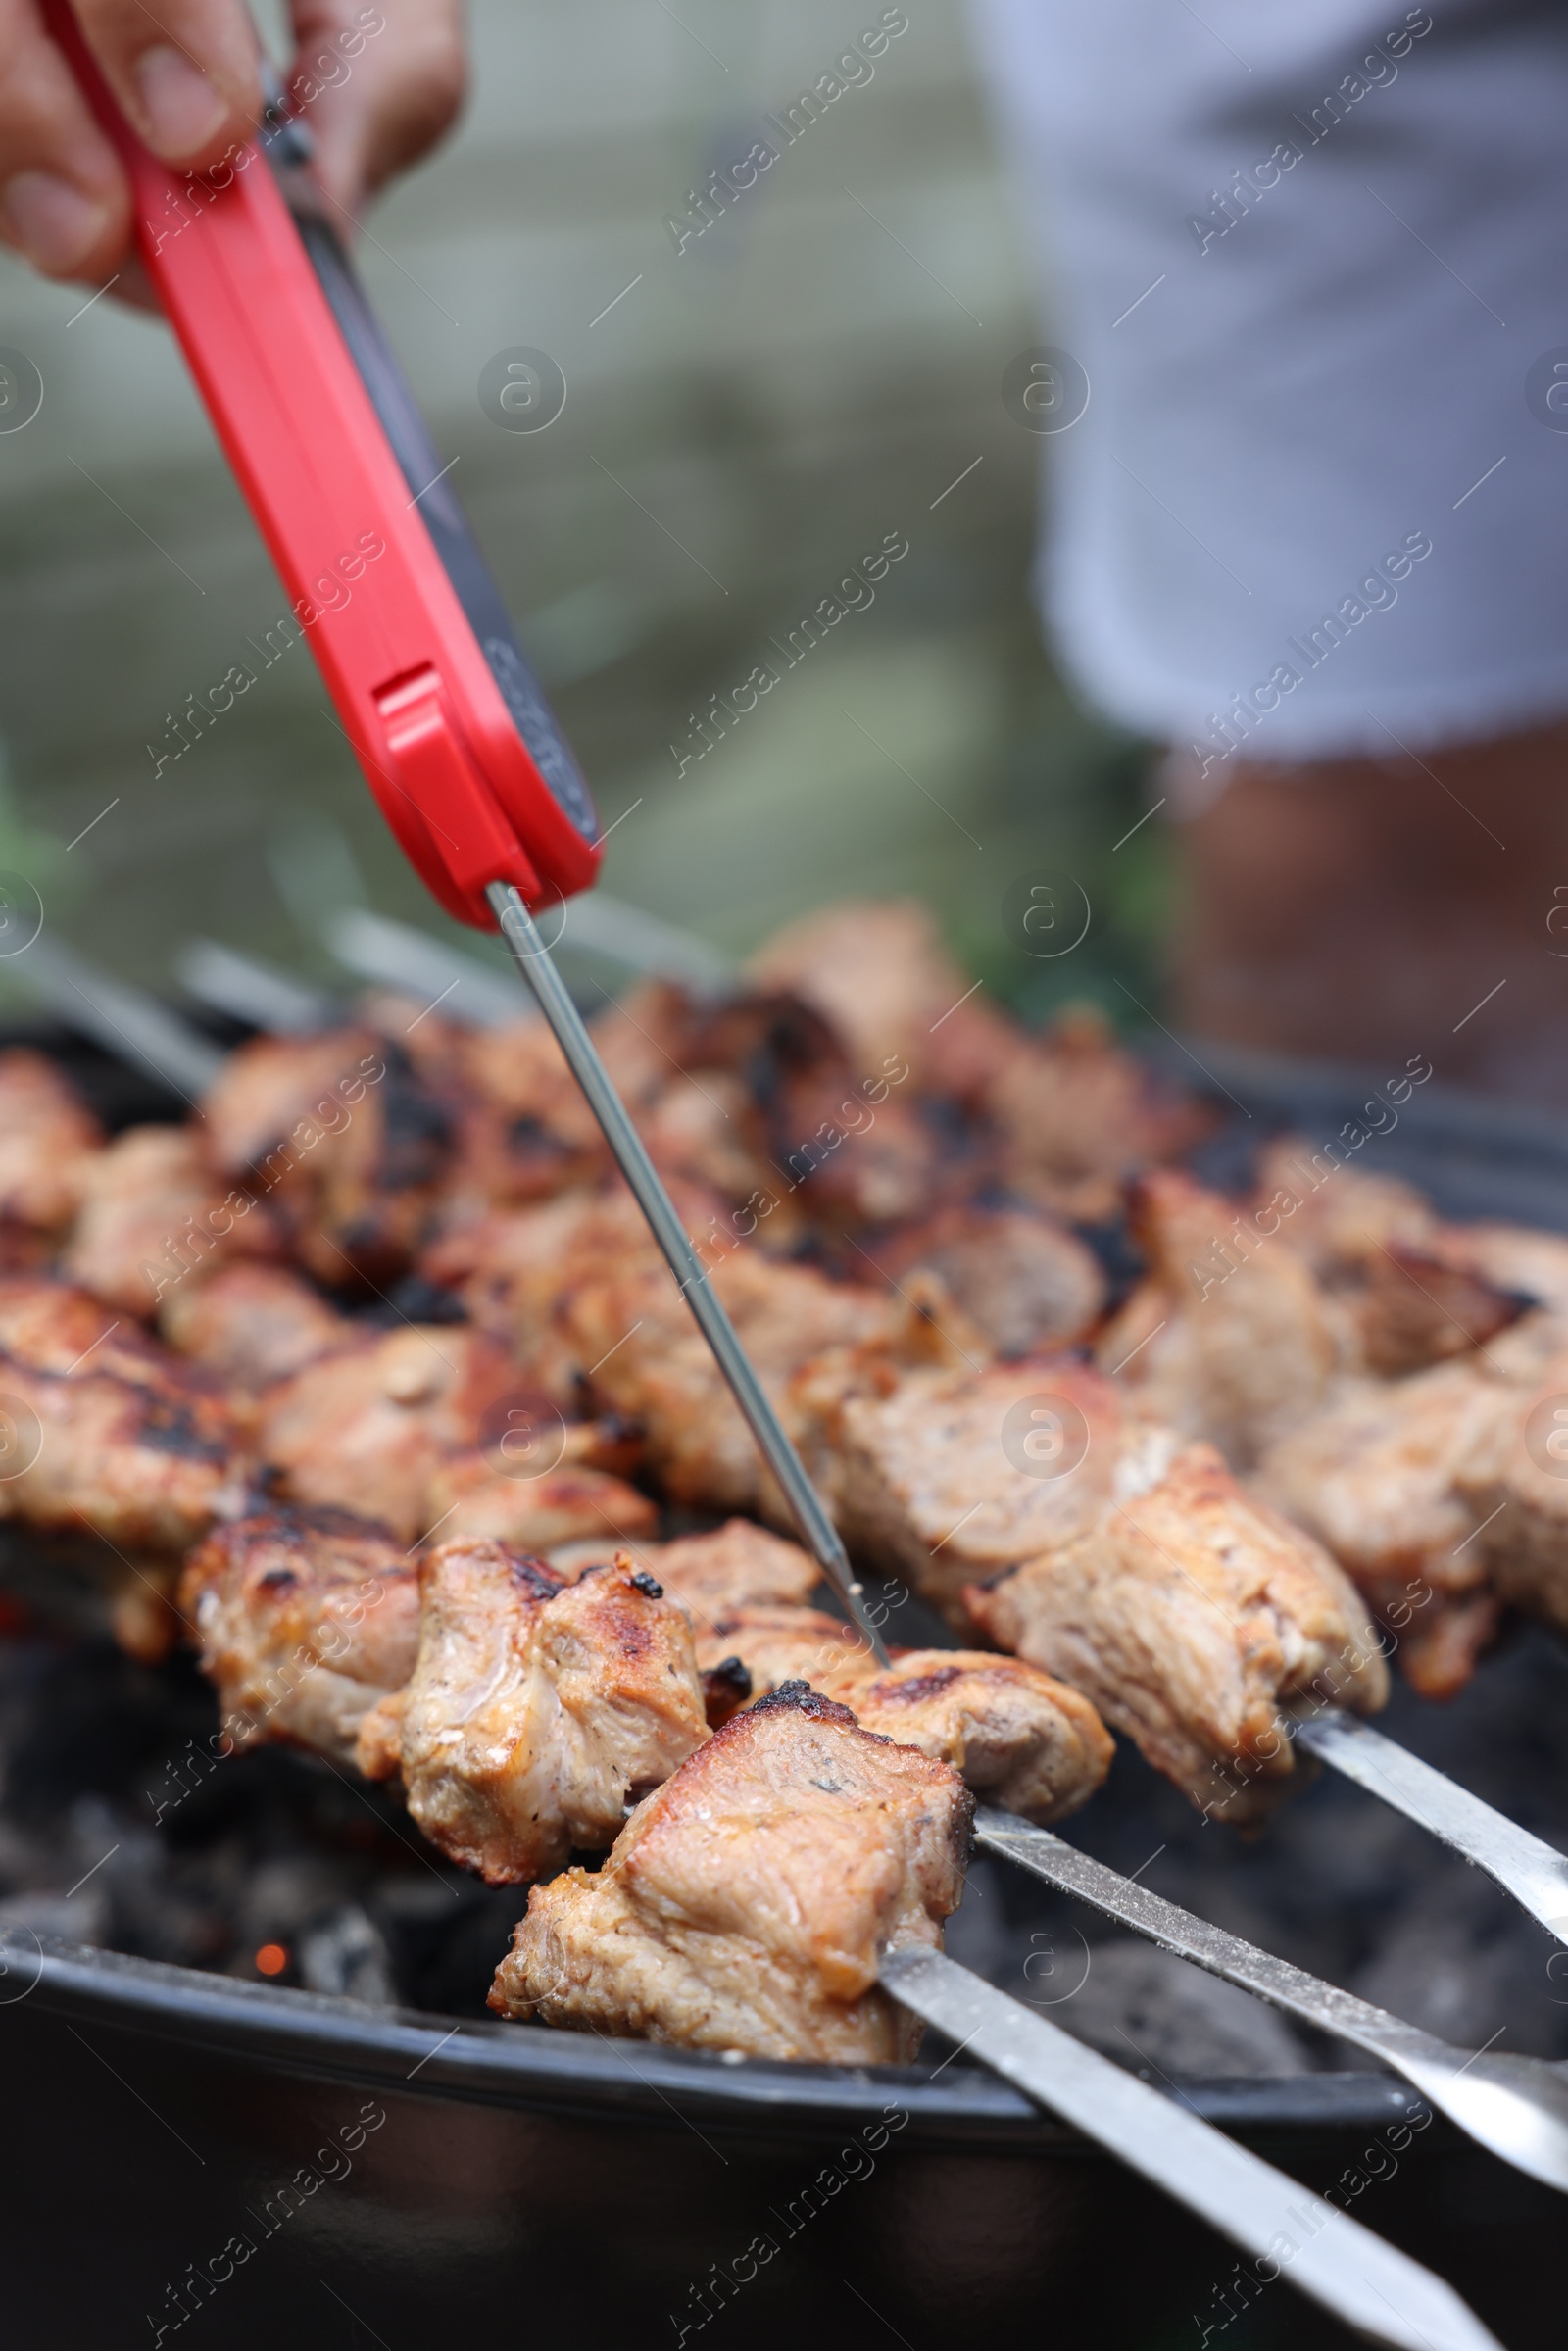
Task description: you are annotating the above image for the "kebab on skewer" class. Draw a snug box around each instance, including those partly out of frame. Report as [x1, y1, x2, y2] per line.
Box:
[9, 898, 1568, 1830]
[180, 1512, 1115, 1867]
[0, 53, 1536, 2314]
[491, 1677, 971, 2064]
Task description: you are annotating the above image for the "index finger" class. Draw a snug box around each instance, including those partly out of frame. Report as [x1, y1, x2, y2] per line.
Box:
[69, 0, 263, 169]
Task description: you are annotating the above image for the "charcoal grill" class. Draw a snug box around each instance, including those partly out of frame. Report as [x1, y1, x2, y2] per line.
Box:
[1, 1016, 1564, 2351]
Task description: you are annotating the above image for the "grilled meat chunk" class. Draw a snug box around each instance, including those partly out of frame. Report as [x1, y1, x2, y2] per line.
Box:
[1254, 1139, 1438, 1276]
[61, 1124, 277, 1320]
[375, 1541, 707, 1883]
[422, 1447, 658, 1551]
[1253, 1142, 1524, 1378]
[1444, 1224, 1568, 1321]
[201, 1029, 449, 1287]
[1254, 1364, 1518, 1698]
[0, 1049, 101, 1232]
[690, 1605, 1112, 1822]
[548, 1518, 822, 1618]
[816, 1357, 1165, 1621]
[160, 1262, 350, 1393]
[688, 1601, 865, 1690]
[441, 1019, 609, 1208]
[1453, 1354, 1568, 1640]
[748, 906, 1200, 1219]
[0, 1276, 242, 1554]
[1348, 1247, 1525, 1379]
[179, 1507, 418, 1767]
[747, 898, 986, 1092]
[968, 1442, 1387, 1822]
[1097, 1169, 1344, 1466]
[491, 1681, 972, 2062]
[985, 1005, 1205, 1225]
[1433, 1225, 1568, 1384]
[873, 1203, 1106, 1357]
[257, 1325, 530, 1543]
[420, 1185, 674, 1395]
[565, 1248, 898, 1516]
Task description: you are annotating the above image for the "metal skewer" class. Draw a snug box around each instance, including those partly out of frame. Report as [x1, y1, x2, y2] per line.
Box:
[176, 939, 337, 1035]
[327, 906, 535, 1029]
[8, 932, 223, 1102]
[1296, 1713, 1568, 1948]
[883, 1947, 1502, 2351]
[976, 1805, 1568, 2193]
[488, 881, 890, 1665]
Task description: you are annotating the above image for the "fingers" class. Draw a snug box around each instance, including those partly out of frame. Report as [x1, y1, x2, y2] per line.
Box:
[71, 0, 263, 171]
[287, 0, 466, 218]
[0, 0, 128, 278]
[0, 0, 462, 289]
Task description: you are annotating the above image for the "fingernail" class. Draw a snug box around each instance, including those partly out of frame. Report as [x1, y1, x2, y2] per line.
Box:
[0, 171, 111, 272]
[133, 44, 228, 159]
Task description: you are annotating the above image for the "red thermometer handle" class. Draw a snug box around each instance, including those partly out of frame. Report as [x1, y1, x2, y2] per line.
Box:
[43, 2, 601, 928]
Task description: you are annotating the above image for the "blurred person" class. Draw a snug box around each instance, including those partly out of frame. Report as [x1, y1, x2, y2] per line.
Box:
[8, 3, 1565, 1100]
[971, 0, 1568, 1099]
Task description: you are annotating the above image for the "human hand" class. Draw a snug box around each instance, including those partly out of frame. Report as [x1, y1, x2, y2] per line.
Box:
[0, 0, 466, 285]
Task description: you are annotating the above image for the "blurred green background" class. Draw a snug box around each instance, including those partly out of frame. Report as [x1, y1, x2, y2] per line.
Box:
[0, 0, 1164, 1027]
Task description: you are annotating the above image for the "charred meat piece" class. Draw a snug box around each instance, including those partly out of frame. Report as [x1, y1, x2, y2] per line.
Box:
[201, 1028, 450, 1288]
[662, 980, 954, 1230]
[0, 1273, 202, 1386]
[491, 1681, 972, 2062]
[373, 1541, 708, 1884]
[0, 1049, 101, 1233]
[439, 1018, 609, 1211]
[872, 1202, 1106, 1357]
[420, 1184, 682, 1396]
[0, 1360, 238, 1557]
[1253, 1142, 1524, 1377]
[548, 1518, 823, 1619]
[759, 1063, 950, 1233]
[1253, 1138, 1438, 1277]
[1097, 1168, 1344, 1467]
[1254, 1363, 1518, 1698]
[160, 1262, 350, 1394]
[61, 1124, 278, 1320]
[1434, 1225, 1568, 1383]
[440, 988, 778, 1218]
[689, 1602, 865, 1692]
[968, 1441, 1387, 1823]
[1348, 1246, 1525, 1379]
[690, 1605, 1112, 1822]
[1443, 1223, 1568, 1321]
[700, 1653, 754, 1728]
[598, 983, 798, 1207]
[985, 1006, 1207, 1226]
[0, 1276, 242, 1555]
[747, 897, 1012, 1098]
[179, 1507, 418, 1767]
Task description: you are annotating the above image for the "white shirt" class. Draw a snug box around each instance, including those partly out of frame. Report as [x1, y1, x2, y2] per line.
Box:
[969, 0, 1568, 765]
